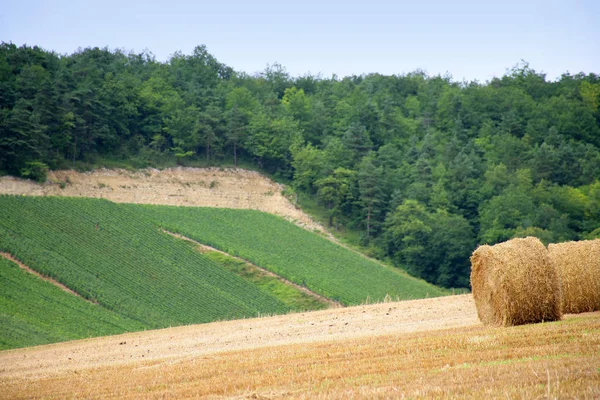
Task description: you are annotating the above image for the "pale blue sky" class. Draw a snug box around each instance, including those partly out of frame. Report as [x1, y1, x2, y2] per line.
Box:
[1, 0, 598, 82]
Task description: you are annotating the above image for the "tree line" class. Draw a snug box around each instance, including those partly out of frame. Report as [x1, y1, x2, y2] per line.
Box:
[1, 42, 599, 288]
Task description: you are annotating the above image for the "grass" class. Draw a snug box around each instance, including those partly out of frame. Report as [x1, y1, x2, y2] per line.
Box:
[2, 312, 598, 398]
[0, 195, 288, 348]
[0, 256, 145, 350]
[202, 250, 329, 311]
[126, 204, 448, 305]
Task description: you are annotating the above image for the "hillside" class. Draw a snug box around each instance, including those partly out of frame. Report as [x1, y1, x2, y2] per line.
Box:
[0, 167, 446, 303]
[0, 192, 445, 349]
[0, 256, 145, 350]
[0, 167, 325, 232]
[1, 295, 479, 378]
[127, 204, 446, 304]
[1, 295, 598, 399]
[3, 43, 599, 290]
[0, 195, 288, 344]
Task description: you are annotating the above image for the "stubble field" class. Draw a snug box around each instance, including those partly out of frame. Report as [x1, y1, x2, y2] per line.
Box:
[0, 295, 598, 399]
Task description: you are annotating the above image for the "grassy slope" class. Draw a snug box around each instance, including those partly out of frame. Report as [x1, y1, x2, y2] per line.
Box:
[0, 256, 146, 350]
[127, 204, 447, 305]
[0, 196, 288, 332]
[202, 250, 329, 311]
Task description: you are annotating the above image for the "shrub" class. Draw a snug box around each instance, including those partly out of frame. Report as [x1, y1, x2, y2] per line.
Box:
[20, 161, 49, 183]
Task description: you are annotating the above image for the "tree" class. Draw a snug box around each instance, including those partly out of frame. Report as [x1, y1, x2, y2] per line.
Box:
[0, 99, 46, 174]
[315, 168, 355, 227]
[225, 105, 247, 167]
[198, 104, 222, 161]
[478, 175, 536, 244]
[584, 181, 600, 237]
[357, 155, 385, 238]
[260, 62, 291, 99]
[384, 200, 474, 287]
[291, 143, 326, 193]
[384, 200, 433, 280]
[341, 122, 372, 164]
[282, 87, 311, 125]
[163, 105, 200, 164]
[429, 210, 475, 287]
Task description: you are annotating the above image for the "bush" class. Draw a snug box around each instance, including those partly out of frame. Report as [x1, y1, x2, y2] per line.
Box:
[20, 161, 49, 183]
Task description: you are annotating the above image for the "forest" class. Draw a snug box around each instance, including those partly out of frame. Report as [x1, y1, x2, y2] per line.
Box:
[1, 42, 599, 288]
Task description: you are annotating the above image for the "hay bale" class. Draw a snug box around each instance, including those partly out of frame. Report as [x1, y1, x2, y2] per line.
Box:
[470, 237, 562, 326]
[548, 239, 600, 314]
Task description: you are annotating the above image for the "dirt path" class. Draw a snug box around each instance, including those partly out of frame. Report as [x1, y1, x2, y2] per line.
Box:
[0, 167, 328, 234]
[0, 252, 94, 303]
[165, 230, 342, 308]
[0, 295, 477, 380]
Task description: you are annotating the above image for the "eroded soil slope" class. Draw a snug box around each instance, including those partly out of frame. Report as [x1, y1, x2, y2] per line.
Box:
[0, 167, 325, 232]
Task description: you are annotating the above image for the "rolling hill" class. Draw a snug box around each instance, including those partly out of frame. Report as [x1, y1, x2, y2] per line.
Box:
[126, 204, 447, 304]
[0, 185, 445, 349]
[0, 195, 289, 348]
[0, 256, 145, 350]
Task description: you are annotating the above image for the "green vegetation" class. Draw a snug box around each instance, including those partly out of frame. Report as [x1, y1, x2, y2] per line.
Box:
[0, 195, 288, 332]
[1, 43, 599, 288]
[0, 256, 145, 350]
[202, 250, 329, 311]
[126, 205, 447, 305]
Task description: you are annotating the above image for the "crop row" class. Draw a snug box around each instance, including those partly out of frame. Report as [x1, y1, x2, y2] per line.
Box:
[127, 205, 447, 305]
[0, 195, 288, 330]
[0, 256, 145, 350]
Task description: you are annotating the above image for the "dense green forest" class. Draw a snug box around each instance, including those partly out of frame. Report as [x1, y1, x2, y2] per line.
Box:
[1, 43, 599, 288]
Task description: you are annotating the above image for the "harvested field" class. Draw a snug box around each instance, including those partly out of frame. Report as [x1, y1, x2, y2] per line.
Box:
[0, 167, 326, 233]
[0, 295, 477, 380]
[1, 295, 599, 399]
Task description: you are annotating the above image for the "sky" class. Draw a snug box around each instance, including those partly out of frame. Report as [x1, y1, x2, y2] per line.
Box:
[1, 0, 599, 83]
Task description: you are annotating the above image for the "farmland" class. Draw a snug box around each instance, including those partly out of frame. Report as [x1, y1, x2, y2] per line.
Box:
[0, 192, 445, 350]
[0, 195, 289, 348]
[1, 295, 598, 399]
[0, 256, 145, 350]
[126, 204, 447, 305]
[201, 249, 332, 311]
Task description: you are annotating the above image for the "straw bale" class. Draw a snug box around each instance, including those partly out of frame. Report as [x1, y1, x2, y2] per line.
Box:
[548, 239, 600, 313]
[470, 237, 562, 326]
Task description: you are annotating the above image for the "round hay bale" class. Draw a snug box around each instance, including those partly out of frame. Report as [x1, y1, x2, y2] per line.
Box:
[548, 239, 600, 314]
[470, 237, 562, 326]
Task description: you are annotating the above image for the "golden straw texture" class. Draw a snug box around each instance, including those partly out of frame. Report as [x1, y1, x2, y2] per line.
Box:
[548, 239, 600, 314]
[470, 237, 562, 326]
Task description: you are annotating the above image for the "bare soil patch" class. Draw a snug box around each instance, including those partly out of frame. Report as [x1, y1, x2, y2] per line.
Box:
[0, 167, 327, 233]
[0, 294, 477, 380]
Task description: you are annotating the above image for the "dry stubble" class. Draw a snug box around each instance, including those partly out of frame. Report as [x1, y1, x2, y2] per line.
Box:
[1, 313, 598, 399]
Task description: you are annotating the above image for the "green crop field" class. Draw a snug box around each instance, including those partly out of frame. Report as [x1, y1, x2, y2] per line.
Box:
[202, 250, 329, 311]
[127, 205, 447, 305]
[0, 196, 288, 341]
[0, 256, 146, 350]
